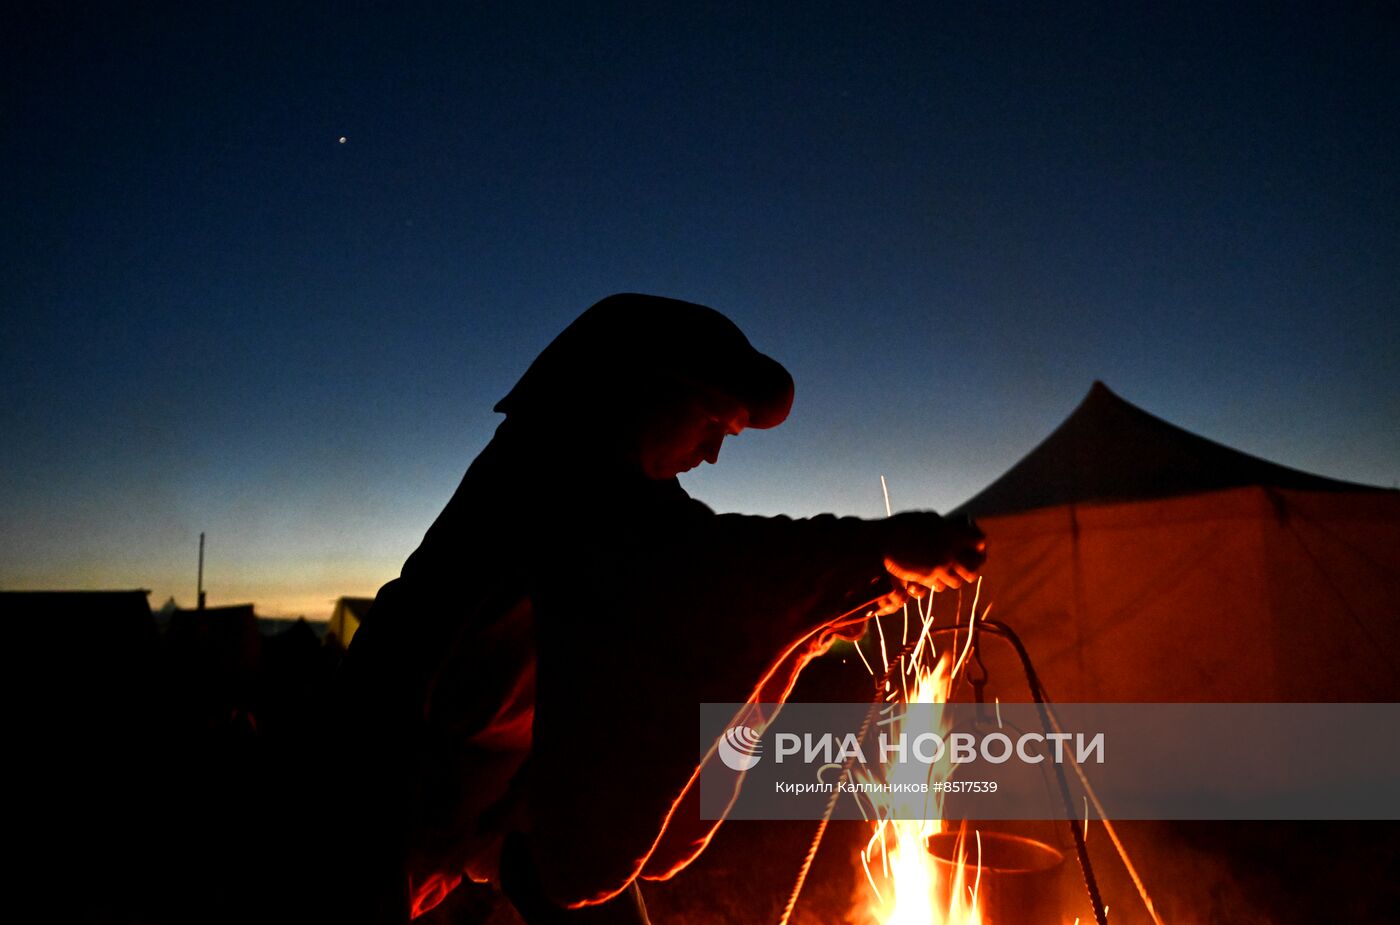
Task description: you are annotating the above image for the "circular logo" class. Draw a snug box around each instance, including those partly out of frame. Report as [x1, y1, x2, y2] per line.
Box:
[717, 724, 763, 771]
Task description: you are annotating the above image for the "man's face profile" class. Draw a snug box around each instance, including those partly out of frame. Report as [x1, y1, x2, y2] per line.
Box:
[636, 392, 750, 480]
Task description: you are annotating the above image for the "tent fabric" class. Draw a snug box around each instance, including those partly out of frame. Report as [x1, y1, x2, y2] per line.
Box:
[968, 487, 1400, 702]
[949, 385, 1400, 703]
[328, 595, 374, 647]
[955, 382, 1382, 520]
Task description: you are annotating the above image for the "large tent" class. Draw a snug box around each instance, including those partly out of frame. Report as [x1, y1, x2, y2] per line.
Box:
[950, 382, 1400, 703]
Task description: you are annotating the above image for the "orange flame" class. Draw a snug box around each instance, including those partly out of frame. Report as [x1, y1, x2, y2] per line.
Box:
[852, 591, 985, 925]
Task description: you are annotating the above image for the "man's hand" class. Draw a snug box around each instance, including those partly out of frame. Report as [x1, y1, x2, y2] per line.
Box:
[873, 513, 987, 615]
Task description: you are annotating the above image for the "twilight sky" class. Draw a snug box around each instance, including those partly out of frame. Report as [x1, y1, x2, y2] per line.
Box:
[4, 4, 1397, 619]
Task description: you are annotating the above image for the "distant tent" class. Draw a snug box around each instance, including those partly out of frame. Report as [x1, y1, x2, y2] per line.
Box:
[4, 589, 158, 700]
[258, 615, 330, 643]
[951, 382, 1400, 702]
[3, 588, 155, 646]
[168, 603, 262, 672]
[327, 595, 374, 648]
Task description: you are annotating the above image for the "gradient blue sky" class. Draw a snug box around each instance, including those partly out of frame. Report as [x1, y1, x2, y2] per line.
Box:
[4, 3, 1397, 618]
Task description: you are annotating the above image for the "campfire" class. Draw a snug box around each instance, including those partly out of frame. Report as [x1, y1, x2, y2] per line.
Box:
[847, 586, 996, 925]
[854, 647, 984, 924]
[781, 577, 1134, 925]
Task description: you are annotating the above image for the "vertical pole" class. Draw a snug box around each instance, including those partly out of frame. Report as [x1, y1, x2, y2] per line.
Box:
[197, 532, 206, 611]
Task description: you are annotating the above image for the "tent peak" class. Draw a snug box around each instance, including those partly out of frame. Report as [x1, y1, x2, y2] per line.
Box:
[954, 382, 1387, 518]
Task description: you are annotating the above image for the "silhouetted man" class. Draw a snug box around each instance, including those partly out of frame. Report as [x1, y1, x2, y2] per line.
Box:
[336, 293, 985, 923]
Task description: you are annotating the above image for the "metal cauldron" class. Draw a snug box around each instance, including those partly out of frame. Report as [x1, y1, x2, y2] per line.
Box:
[926, 830, 1066, 924]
